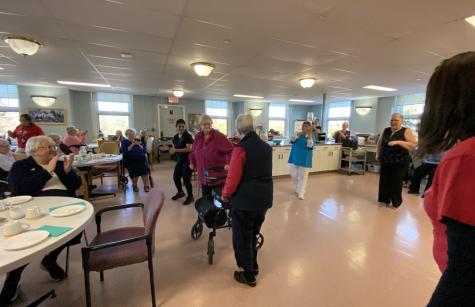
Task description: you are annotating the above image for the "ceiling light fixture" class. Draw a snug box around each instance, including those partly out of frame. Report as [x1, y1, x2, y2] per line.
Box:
[363, 85, 397, 92]
[465, 15, 475, 27]
[289, 99, 314, 103]
[172, 90, 184, 97]
[233, 94, 264, 99]
[191, 62, 215, 77]
[120, 52, 133, 59]
[31, 95, 56, 107]
[299, 78, 316, 88]
[249, 108, 263, 117]
[4, 36, 43, 56]
[57, 80, 111, 88]
[355, 106, 372, 116]
[0, 67, 3, 70]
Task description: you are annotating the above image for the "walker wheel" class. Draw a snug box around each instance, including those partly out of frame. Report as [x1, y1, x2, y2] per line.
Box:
[207, 239, 214, 265]
[256, 233, 264, 250]
[191, 222, 203, 240]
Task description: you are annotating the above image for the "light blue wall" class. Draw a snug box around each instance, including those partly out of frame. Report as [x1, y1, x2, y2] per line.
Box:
[350, 98, 378, 134]
[375, 96, 395, 135]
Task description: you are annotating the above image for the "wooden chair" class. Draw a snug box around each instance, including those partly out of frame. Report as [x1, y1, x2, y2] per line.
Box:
[81, 189, 165, 307]
[98, 141, 120, 155]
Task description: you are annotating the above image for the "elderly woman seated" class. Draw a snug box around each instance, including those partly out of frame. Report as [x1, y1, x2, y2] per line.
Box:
[121, 128, 151, 192]
[0, 136, 82, 304]
[48, 133, 71, 155]
[0, 139, 14, 179]
[63, 126, 87, 155]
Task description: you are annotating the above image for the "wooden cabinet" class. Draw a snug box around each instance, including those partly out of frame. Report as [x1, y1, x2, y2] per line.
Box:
[272, 147, 291, 176]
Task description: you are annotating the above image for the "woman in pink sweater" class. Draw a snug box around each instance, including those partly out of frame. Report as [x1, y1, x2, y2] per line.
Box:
[63, 126, 87, 155]
[189, 114, 234, 198]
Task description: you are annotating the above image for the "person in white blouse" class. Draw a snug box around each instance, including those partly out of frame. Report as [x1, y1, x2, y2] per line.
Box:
[0, 139, 14, 174]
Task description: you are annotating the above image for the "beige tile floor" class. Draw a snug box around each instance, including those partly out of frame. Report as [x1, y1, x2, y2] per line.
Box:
[7, 161, 440, 307]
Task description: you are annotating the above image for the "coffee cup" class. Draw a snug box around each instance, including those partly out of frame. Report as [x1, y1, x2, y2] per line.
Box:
[9, 207, 25, 220]
[3, 221, 29, 236]
[26, 206, 42, 220]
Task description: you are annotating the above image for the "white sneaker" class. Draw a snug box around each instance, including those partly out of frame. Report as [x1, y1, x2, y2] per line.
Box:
[298, 194, 304, 200]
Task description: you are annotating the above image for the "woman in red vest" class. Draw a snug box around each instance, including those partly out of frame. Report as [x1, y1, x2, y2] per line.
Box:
[7, 114, 44, 152]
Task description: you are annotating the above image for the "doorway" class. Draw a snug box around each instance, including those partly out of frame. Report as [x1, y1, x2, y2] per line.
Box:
[157, 105, 185, 138]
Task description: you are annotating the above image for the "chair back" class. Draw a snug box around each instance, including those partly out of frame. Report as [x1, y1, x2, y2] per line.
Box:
[0, 180, 9, 199]
[99, 141, 120, 154]
[12, 152, 27, 160]
[143, 188, 165, 238]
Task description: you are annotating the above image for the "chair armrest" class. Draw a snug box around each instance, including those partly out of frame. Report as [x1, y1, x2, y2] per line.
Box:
[82, 234, 148, 252]
[95, 203, 144, 234]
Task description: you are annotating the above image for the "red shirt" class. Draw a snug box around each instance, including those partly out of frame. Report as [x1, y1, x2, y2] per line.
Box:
[424, 136, 475, 272]
[222, 147, 246, 198]
[11, 124, 44, 149]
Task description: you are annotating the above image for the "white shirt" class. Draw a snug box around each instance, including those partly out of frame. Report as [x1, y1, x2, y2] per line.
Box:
[40, 164, 67, 191]
[0, 153, 15, 172]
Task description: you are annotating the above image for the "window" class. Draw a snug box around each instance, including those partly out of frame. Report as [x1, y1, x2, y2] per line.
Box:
[394, 93, 425, 138]
[326, 101, 351, 138]
[0, 84, 19, 137]
[268, 104, 286, 137]
[205, 100, 228, 136]
[97, 93, 131, 136]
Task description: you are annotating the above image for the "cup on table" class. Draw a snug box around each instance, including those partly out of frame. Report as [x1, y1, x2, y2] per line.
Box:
[25, 206, 42, 220]
[3, 220, 29, 236]
[9, 207, 25, 220]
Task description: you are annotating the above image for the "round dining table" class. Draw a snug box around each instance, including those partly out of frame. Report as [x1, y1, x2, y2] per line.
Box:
[0, 196, 94, 274]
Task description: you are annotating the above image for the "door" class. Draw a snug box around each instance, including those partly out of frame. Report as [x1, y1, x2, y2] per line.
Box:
[158, 105, 184, 138]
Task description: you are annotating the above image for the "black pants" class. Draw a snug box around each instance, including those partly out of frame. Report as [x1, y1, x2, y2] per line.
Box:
[173, 160, 192, 197]
[0, 233, 82, 304]
[409, 163, 437, 193]
[428, 219, 475, 306]
[231, 208, 267, 272]
[378, 163, 408, 207]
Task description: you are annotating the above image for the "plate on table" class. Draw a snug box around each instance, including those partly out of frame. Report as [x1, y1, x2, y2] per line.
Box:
[4, 196, 32, 206]
[50, 204, 85, 217]
[3, 230, 49, 251]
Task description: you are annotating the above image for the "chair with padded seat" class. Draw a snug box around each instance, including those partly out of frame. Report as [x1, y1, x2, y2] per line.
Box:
[81, 188, 165, 307]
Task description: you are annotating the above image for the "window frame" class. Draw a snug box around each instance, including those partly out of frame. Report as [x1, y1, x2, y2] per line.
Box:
[205, 100, 229, 136]
[393, 94, 425, 138]
[325, 101, 351, 137]
[96, 93, 132, 136]
[0, 84, 20, 139]
[268, 104, 287, 138]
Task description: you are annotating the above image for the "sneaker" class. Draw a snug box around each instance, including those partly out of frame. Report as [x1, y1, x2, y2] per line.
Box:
[183, 196, 194, 205]
[234, 270, 256, 287]
[171, 192, 185, 201]
[298, 193, 304, 200]
[40, 258, 66, 282]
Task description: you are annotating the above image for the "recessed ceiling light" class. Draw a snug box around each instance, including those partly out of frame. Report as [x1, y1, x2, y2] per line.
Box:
[363, 85, 397, 92]
[172, 90, 184, 97]
[0, 67, 3, 70]
[57, 80, 111, 88]
[465, 15, 475, 27]
[299, 78, 316, 88]
[233, 94, 264, 99]
[4, 36, 43, 56]
[191, 62, 215, 77]
[120, 52, 133, 59]
[289, 99, 314, 103]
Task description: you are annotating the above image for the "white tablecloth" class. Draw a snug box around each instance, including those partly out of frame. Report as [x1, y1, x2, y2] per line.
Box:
[0, 197, 94, 273]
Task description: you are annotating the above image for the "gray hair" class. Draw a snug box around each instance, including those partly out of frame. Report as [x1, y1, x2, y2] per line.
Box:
[124, 128, 136, 136]
[236, 113, 255, 135]
[66, 126, 77, 134]
[25, 136, 55, 156]
[48, 133, 62, 144]
[391, 113, 404, 120]
[199, 114, 213, 125]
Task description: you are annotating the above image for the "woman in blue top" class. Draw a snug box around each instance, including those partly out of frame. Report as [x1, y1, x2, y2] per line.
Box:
[121, 128, 151, 193]
[288, 121, 315, 200]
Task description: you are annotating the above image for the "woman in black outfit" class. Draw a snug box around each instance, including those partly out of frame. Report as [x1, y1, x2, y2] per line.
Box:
[376, 113, 417, 208]
[0, 136, 82, 305]
[170, 119, 194, 205]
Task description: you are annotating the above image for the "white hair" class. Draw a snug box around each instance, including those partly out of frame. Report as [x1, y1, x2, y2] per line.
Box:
[66, 126, 77, 134]
[236, 113, 255, 135]
[199, 114, 213, 125]
[25, 136, 55, 156]
[391, 113, 404, 120]
[48, 133, 62, 144]
[124, 128, 136, 136]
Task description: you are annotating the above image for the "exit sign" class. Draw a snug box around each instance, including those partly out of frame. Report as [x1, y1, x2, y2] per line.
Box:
[168, 96, 178, 104]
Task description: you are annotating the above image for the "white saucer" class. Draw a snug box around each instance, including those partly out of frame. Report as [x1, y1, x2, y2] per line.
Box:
[50, 204, 85, 217]
[4, 196, 32, 206]
[3, 230, 49, 251]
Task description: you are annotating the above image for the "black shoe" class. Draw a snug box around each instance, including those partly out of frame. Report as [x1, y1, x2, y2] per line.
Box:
[171, 192, 185, 201]
[254, 263, 259, 276]
[144, 186, 150, 193]
[0, 282, 20, 304]
[40, 258, 66, 282]
[132, 185, 139, 193]
[183, 196, 194, 205]
[234, 270, 256, 287]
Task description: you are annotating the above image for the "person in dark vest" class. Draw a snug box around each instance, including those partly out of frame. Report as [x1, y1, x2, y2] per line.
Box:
[376, 113, 417, 208]
[222, 113, 273, 287]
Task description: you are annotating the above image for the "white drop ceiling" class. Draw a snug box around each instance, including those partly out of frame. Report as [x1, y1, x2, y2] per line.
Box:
[0, 0, 474, 104]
